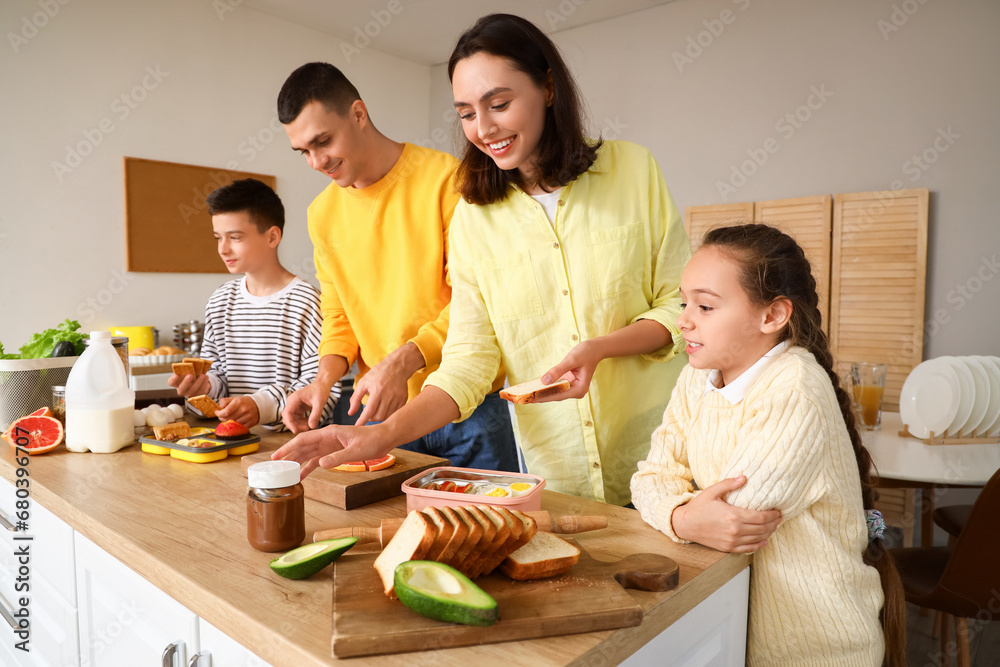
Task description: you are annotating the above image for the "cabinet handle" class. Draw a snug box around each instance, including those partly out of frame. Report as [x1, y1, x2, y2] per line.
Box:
[0, 592, 17, 630]
[0, 511, 21, 533]
[189, 650, 213, 667]
[162, 640, 187, 667]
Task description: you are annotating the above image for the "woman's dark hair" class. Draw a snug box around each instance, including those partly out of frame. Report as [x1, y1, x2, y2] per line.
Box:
[277, 62, 361, 124]
[701, 223, 906, 666]
[206, 178, 284, 234]
[447, 14, 600, 205]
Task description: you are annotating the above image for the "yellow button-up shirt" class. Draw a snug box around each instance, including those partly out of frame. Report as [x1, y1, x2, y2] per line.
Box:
[425, 141, 691, 505]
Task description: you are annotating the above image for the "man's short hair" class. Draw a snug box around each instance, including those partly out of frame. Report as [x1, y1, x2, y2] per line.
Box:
[277, 62, 361, 124]
[205, 178, 284, 234]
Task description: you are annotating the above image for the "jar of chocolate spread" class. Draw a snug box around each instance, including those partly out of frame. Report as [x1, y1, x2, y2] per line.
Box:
[246, 460, 305, 552]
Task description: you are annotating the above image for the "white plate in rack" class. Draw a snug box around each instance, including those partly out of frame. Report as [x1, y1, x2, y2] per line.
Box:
[899, 358, 960, 439]
[960, 356, 991, 436]
[978, 356, 1000, 437]
[939, 356, 974, 437]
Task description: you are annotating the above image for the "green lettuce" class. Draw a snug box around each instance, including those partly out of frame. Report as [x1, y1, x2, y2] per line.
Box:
[1, 319, 88, 359]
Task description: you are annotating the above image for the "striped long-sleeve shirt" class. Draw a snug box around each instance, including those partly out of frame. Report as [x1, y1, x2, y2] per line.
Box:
[197, 276, 340, 429]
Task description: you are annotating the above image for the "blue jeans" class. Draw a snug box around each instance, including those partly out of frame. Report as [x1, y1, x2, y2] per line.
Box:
[397, 391, 519, 472]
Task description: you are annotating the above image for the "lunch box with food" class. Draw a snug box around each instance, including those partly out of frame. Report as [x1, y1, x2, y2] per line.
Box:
[401, 467, 545, 512]
[139, 427, 260, 463]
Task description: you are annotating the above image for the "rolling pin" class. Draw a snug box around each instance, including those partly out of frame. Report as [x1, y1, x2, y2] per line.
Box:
[313, 511, 608, 546]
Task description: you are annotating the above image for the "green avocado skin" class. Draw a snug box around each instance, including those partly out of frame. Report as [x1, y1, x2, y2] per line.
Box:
[394, 561, 498, 627]
[269, 537, 358, 580]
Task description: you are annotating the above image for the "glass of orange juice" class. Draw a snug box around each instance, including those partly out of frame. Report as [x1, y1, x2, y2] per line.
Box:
[849, 362, 888, 430]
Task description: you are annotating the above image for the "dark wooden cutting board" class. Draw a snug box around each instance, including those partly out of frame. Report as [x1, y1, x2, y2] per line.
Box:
[331, 544, 679, 658]
[239, 448, 448, 509]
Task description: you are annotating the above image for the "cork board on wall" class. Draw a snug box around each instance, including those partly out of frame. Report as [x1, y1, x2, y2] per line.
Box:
[124, 157, 277, 273]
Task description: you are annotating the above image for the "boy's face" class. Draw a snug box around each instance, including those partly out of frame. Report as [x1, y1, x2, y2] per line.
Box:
[283, 100, 368, 189]
[212, 211, 279, 275]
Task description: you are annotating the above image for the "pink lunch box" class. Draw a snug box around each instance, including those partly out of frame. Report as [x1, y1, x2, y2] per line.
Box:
[401, 466, 546, 513]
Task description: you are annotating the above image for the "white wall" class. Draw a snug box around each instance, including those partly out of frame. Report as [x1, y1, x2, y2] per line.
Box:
[0, 0, 430, 350]
[432, 0, 1000, 358]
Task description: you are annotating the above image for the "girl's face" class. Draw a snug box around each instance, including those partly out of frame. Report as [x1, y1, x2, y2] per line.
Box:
[677, 246, 787, 386]
[452, 52, 553, 185]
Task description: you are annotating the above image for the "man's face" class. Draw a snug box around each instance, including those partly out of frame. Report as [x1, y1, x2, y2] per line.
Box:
[283, 100, 367, 189]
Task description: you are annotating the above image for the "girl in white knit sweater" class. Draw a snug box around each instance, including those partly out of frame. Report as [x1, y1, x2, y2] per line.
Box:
[631, 224, 904, 666]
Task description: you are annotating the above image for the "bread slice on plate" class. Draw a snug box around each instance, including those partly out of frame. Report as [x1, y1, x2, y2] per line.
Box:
[500, 531, 581, 581]
[374, 510, 436, 598]
[499, 378, 571, 404]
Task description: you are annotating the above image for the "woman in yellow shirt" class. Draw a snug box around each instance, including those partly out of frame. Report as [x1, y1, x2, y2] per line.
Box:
[275, 14, 691, 505]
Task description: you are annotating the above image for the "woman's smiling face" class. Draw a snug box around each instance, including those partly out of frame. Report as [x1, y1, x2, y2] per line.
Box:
[451, 52, 553, 186]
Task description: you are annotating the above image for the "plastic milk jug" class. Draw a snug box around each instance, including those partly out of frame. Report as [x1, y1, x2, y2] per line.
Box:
[65, 331, 135, 453]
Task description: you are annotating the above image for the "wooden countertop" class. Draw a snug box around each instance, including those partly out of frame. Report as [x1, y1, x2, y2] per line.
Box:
[1, 428, 749, 666]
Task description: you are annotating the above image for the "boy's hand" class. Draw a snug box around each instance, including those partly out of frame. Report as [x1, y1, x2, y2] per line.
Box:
[272, 423, 395, 478]
[283, 380, 335, 433]
[350, 343, 424, 427]
[217, 396, 259, 428]
[168, 372, 211, 399]
[671, 476, 782, 553]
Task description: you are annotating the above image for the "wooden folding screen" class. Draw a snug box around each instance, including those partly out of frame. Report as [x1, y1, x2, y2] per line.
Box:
[830, 189, 929, 410]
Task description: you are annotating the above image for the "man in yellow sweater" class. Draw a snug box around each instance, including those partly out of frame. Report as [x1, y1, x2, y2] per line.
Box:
[276, 62, 517, 471]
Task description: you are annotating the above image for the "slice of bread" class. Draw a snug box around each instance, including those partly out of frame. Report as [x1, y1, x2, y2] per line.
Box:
[450, 507, 485, 571]
[421, 507, 451, 562]
[373, 511, 436, 598]
[467, 506, 511, 579]
[478, 507, 530, 577]
[499, 378, 571, 404]
[152, 421, 191, 442]
[462, 507, 497, 579]
[500, 531, 581, 581]
[437, 506, 470, 567]
[187, 394, 220, 418]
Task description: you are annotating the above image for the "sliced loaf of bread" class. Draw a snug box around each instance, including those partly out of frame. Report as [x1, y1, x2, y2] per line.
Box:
[499, 531, 580, 581]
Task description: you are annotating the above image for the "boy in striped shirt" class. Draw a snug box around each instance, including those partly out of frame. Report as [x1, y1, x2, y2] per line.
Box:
[168, 178, 340, 429]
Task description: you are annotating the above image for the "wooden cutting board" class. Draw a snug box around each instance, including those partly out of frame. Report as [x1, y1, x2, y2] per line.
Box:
[240, 448, 448, 509]
[331, 544, 679, 658]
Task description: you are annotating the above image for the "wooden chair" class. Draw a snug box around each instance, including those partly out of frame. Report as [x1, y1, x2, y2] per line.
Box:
[890, 468, 1000, 667]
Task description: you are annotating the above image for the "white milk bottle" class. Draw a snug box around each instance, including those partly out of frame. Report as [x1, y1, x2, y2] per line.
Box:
[65, 331, 135, 453]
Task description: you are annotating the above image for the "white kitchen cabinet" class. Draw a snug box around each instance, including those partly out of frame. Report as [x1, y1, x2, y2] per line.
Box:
[0, 475, 79, 666]
[621, 566, 749, 667]
[75, 531, 199, 666]
[199, 618, 276, 667]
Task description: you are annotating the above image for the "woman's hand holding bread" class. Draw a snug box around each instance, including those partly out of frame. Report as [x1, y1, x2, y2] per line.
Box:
[670, 476, 782, 554]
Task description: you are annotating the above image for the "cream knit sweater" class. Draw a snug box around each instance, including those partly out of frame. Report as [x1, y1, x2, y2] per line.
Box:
[631, 346, 884, 666]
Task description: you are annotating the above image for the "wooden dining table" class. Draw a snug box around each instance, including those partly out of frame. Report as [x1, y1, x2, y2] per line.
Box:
[865, 411, 1000, 547]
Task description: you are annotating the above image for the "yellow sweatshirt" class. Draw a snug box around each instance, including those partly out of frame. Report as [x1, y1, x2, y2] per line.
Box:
[631, 346, 884, 666]
[307, 143, 502, 398]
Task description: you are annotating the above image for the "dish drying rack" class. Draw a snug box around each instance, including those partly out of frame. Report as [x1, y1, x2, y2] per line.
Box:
[899, 425, 1000, 446]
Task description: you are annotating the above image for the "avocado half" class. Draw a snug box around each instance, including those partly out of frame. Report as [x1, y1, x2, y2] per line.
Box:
[269, 537, 358, 580]
[394, 560, 498, 627]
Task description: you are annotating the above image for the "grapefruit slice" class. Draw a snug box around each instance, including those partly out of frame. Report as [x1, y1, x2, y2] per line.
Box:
[5, 415, 64, 455]
[29, 407, 53, 418]
[365, 454, 396, 471]
[334, 462, 367, 472]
